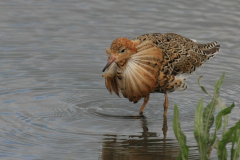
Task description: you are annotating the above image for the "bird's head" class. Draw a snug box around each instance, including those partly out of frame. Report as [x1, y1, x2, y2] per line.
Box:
[102, 37, 137, 72]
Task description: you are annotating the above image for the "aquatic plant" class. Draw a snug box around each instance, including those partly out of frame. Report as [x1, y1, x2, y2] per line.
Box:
[173, 73, 240, 160]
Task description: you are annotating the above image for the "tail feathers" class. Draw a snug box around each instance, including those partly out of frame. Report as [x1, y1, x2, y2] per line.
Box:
[197, 41, 220, 59]
[197, 41, 218, 50]
[203, 44, 220, 58]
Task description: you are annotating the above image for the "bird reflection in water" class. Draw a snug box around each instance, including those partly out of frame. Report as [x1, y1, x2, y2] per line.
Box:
[101, 117, 180, 160]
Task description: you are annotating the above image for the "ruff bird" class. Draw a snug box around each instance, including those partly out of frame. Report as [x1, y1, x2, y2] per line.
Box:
[102, 33, 220, 116]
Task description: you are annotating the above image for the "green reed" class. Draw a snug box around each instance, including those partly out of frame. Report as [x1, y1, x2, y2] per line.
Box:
[173, 73, 240, 160]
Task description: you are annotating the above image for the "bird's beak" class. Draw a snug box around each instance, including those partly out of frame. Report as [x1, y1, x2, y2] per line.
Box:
[102, 55, 116, 72]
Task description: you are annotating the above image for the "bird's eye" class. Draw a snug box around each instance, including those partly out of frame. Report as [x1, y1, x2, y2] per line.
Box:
[120, 49, 125, 53]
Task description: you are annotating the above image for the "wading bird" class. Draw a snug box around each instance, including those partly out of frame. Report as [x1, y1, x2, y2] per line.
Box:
[102, 33, 220, 117]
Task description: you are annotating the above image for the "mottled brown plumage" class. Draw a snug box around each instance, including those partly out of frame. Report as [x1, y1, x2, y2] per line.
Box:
[102, 33, 220, 116]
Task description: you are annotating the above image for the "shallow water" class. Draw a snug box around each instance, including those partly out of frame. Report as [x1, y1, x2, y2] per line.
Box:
[0, 0, 240, 159]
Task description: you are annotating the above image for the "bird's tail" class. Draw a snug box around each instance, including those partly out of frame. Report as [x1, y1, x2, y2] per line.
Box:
[198, 41, 220, 59]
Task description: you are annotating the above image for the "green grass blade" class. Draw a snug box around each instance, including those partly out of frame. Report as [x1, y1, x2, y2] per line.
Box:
[173, 104, 189, 160]
[216, 103, 235, 131]
[218, 120, 240, 160]
[223, 113, 228, 136]
[213, 73, 228, 136]
[210, 103, 235, 149]
[194, 98, 204, 136]
[232, 129, 240, 160]
[194, 98, 209, 159]
[216, 98, 228, 136]
[198, 76, 212, 96]
[203, 73, 225, 139]
[213, 72, 225, 98]
[212, 136, 219, 150]
[202, 101, 215, 139]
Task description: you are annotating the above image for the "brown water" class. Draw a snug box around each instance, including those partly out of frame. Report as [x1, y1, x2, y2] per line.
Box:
[0, 0, 240, 159]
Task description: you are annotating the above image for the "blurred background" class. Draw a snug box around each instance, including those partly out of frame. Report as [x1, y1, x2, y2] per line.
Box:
[0, 0, 239, 159]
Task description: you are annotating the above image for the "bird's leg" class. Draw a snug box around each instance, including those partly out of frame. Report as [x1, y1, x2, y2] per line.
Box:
[139, 95, 149, 115]
[163, 93, 169, 117]
[162, 115, 168, 138]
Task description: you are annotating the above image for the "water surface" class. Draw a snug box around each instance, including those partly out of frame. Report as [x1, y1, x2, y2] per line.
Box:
[0, 0, 240, 159]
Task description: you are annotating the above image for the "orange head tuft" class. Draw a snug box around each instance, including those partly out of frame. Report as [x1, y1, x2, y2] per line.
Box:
[110, 37, 137, 54]
[102, 37, 137, 72]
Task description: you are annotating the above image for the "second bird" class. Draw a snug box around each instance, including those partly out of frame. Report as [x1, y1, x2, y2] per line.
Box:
[102, 33, 220, 117]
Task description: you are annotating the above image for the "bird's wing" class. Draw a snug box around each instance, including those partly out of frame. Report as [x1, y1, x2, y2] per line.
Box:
[133, 33, 220, 93]
[134, 33, 220, 76]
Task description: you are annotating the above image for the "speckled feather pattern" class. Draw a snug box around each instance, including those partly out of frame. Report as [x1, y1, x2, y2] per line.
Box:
[102, 33, 220, 103]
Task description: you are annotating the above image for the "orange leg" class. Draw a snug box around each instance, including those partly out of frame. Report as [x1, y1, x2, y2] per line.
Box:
[162, 115, 168, 138]
[139, 95, 149, 115]
[163, 93, 169, 117]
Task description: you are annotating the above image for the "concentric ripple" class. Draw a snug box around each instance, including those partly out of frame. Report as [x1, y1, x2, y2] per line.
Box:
[0, 85, 239, 159]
